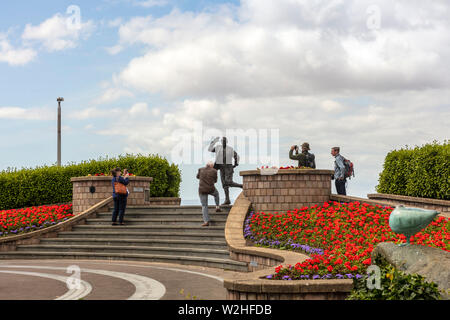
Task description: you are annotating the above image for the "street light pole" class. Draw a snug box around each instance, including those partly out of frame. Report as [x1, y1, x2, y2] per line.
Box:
[57, 97, 64, 167]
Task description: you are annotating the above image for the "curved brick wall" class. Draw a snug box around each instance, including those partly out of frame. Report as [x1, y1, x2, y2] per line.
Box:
[368, 193, 450, 216]
[224, 192, 353, 300]
[71, 176, 153, 214]
[240, 169, 334, 213]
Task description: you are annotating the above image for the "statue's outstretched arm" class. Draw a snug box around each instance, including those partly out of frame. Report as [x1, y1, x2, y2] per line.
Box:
[208, 137, 220, 152]
[289, 149, 302, 160]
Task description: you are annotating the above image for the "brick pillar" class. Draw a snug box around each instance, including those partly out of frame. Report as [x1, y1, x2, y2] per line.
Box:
[241, 169, 334, 213]
[71, 176, 153, 215]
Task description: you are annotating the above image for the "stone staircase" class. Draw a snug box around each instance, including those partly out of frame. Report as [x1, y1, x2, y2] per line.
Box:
[0, 205, 248, 271]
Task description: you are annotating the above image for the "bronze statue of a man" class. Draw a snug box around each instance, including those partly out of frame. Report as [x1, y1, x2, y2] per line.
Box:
[289, 142, 316, 168]
[208, 137, 243, 205]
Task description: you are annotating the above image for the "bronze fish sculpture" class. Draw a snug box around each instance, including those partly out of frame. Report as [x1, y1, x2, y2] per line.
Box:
[389, 205, 439, 246]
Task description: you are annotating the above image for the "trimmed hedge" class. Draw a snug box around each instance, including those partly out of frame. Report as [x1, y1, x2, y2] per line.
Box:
[0, 154, 181, 210]
[377, 141, 449, 200]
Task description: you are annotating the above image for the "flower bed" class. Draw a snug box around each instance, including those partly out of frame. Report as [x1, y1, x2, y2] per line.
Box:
[257, 166, 311, 170]
[245, 201, 449, 281]
[0, 204, 73, 237]
[88, 173, 135, 177]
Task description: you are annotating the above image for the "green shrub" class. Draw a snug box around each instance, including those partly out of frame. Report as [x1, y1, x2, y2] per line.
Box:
[376, 141, 449, 200]
[0, 154, 181, 210]
[347, 257, 442, 300]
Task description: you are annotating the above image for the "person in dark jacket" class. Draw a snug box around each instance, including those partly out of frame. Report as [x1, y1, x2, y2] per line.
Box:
[197, 161, 222, 227]
[289, 142, 316, 168]
[111, 167, 129, 226]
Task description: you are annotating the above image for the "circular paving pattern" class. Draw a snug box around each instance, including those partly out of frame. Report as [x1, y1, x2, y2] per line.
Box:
[0, 260, 236, 300]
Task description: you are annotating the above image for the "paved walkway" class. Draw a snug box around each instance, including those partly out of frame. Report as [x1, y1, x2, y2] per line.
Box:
[0, 259, 241, 300]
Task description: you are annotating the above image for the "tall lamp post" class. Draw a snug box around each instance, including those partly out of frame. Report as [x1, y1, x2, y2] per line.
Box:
[57, 97, 64, 167]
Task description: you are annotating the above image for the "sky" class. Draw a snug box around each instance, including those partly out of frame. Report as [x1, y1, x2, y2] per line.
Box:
[0, 0, 449, 203]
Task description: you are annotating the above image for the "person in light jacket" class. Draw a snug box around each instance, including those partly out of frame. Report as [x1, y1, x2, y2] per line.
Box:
[331, 147, 346, 195]
[111, 167, 129, 226]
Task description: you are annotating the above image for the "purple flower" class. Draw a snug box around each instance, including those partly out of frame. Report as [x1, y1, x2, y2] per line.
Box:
[313, 275, 320, 280]
[266, 275, 273, 279]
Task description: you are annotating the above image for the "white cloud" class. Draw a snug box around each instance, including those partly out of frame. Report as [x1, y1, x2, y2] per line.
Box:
[0, 35, 36, 66]
[69, 107, 122, 120]
[110, 0, 449, 98]
[71, 101, 152, 120]
[22, 13, 95, 52]
[320, 100, 344, 112]
[133, 0, 168, 8]
[108, 18, 123, 28]
[95, 0, 449, 198]
[129, 102, 148, 116]
[95, 87, 134, 104]
[0, 107, 54, 120]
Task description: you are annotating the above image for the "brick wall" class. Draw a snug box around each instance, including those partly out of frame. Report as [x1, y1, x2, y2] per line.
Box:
[71, 176, 153, 214]
[226, 290, 349, 300]
[368, 193, 450, 216]
[241, 169, 334, 213]
[149, 197, 181, 206]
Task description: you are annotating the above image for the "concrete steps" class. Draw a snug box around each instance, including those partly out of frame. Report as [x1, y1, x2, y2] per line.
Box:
[85, 218, 227, 226]
[57, 230, 227, 241]
[0, 205, 247, 272]
[16, 244, 231, 259]
[119, 205, 231, 214]
[0, 251, 247, 271]
[71, 225, 225, 234]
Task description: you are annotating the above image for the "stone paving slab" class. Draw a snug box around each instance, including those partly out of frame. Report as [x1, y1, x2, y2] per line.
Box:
[0, 259, 242, 300]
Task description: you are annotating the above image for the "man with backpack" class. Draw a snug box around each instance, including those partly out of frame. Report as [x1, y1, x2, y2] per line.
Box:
[331, 147, 353, 195]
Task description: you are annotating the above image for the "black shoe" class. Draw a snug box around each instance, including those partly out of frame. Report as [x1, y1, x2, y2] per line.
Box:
[112, 222, 118, 226]
[119, 222, 125, 226]
[221, 201, 231, 206]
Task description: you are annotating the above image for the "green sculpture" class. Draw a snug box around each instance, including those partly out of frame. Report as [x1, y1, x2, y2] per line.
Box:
[389, 205, 439, 246]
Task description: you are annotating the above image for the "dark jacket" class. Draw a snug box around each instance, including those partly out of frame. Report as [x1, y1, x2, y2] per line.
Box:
[197, 166, 218, 194]
[112, 176, 129, 198]
[289, 149, 316, 168]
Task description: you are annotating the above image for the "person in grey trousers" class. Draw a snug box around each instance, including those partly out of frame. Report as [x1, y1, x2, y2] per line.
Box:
[197, 161, 222, 227]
